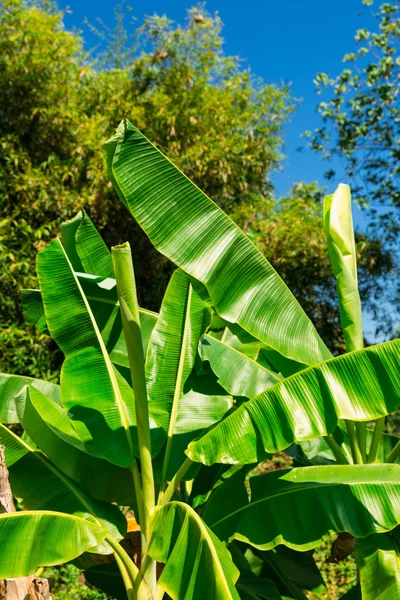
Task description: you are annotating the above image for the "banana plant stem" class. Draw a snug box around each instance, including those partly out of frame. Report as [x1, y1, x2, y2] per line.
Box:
[112, 244, 156, 597]
[345, 420, 363, 464]
[131, 462, 146, 549]
[386, 440, 400, 464]
[324, 435, 349, 464]
[105, 534, 143, 599]
[115, 554, 134, 600]
[159, 457, 193, 506]
[355, 422, 367, 462]
[367, 417, 385, 464]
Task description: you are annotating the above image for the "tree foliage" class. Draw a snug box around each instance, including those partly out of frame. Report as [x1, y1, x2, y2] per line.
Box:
[309, 0, 400, 233]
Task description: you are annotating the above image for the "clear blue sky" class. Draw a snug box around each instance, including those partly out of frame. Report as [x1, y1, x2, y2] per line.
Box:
[59, 0, 385, 338]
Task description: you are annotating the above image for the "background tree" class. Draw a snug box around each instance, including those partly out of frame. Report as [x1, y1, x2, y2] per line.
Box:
[308, 0, 400, 238]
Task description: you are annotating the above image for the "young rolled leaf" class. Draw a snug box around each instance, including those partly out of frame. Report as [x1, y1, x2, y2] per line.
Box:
[324, 184, 363, 352]
[0, 511, 107, 577]
[0, 373, 60, 423]
[356, 530, 400, 599]
[15, 385, 136, 506]
[200, 334, 280, 398]
[203, 464, 400, 551]
[37, 238, 137, 467]
[148, 501, 241, 599]
[188, 338, 400, 465]
[60, 210, 114, 278]
[104, 120, 331, 366]
[0, 421, 126, 552]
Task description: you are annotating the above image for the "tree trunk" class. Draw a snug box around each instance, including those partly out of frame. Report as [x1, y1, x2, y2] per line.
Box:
[0, 445, 53, 600]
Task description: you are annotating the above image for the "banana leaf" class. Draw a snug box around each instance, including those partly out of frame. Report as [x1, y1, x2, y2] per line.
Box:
[22, 276, 158, 362]
[0, 422, 125, 553]
[16, 385, 136, 506]
[203, 464, 400, 551]
[356, 529, 400, 599]
[188, 339, 400, 464]
[60, 210, 114, 278]
[200, 334, 280, 398]
[149, 501, 241, 599]
[0, 372, 60, 423]
[103, 120, 331, 367]
[37, 238, 138, 467]
[0, 511, 107, 577]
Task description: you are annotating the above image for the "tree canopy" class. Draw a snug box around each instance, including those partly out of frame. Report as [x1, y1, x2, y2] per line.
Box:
[0, 0, 395, 378]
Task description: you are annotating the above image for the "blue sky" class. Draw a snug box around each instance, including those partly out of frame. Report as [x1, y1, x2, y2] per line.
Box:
[59, 0, 385, 338]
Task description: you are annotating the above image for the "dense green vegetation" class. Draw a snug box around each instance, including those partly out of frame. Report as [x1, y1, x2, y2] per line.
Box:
[0, 0, 396, 382]
[1, 121, 400, 600]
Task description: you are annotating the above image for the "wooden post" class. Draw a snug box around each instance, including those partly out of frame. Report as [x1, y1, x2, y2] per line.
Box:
[0, 445, 53, 600]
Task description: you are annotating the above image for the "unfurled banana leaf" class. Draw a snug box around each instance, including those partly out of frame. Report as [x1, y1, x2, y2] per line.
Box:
[237, 577, 283, 600]
[324, 184, 363, 352]
[22, 276, 158, 363]
[146, 269, 232, 481]
[0, 511, 107, 577]
[36, 238, 140, 467]
[146, 269, 210, 429]
[60, 210, 114, 278]
[15, 386, 135, 506]
[203, 464, 400, 551]
[356, 530, 400, 599]
[188, 339, 400, 464]
[149, 501, 241, 599]
[104, 120, 331, 366]
[0, 422, 125, 552]
[0, 373, 60, 423]
[200, 334, 280, 398]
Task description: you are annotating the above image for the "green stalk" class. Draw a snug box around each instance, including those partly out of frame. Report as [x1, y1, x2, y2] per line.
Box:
[160, 285, 193, 493]
[345, 420, 363, 464]
[324, 434, 349, 464]
[105, 534, 143, 599]
[355, 422, 367, 462]
[159, 457, 193, 506]
[115, 555, 134, 600]
[112, 243, 156, 596]
[367, 417, 385, 464]
[386, 439, 400, 464]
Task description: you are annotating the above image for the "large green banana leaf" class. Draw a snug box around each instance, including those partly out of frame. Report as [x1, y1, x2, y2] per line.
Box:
[324, 185, 363, 352]
[37, 238, 141, 467]
[103, 120, 331, 366]
[0, 421, 125, 552]
[200, 334, 280, 398]
[146, 269, 209, 428]
[0, 511, 107, 577]
[356, 530, 400, 599]
[203, 464, 400, 551]
[0, 373, 60, 423]
[23, 276, 158, 364]
[146, 269, 231, 480]
[60, 210, 114, 278]
[188, 338, 400, 464]
[15, 385, 136, 506]
[148, 501, 241, 599]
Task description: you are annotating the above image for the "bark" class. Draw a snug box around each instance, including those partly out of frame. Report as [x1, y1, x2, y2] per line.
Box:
[0, 445, 53, 600]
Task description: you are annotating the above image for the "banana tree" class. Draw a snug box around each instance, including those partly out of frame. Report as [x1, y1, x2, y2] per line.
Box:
[0, 121, 399, 600]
